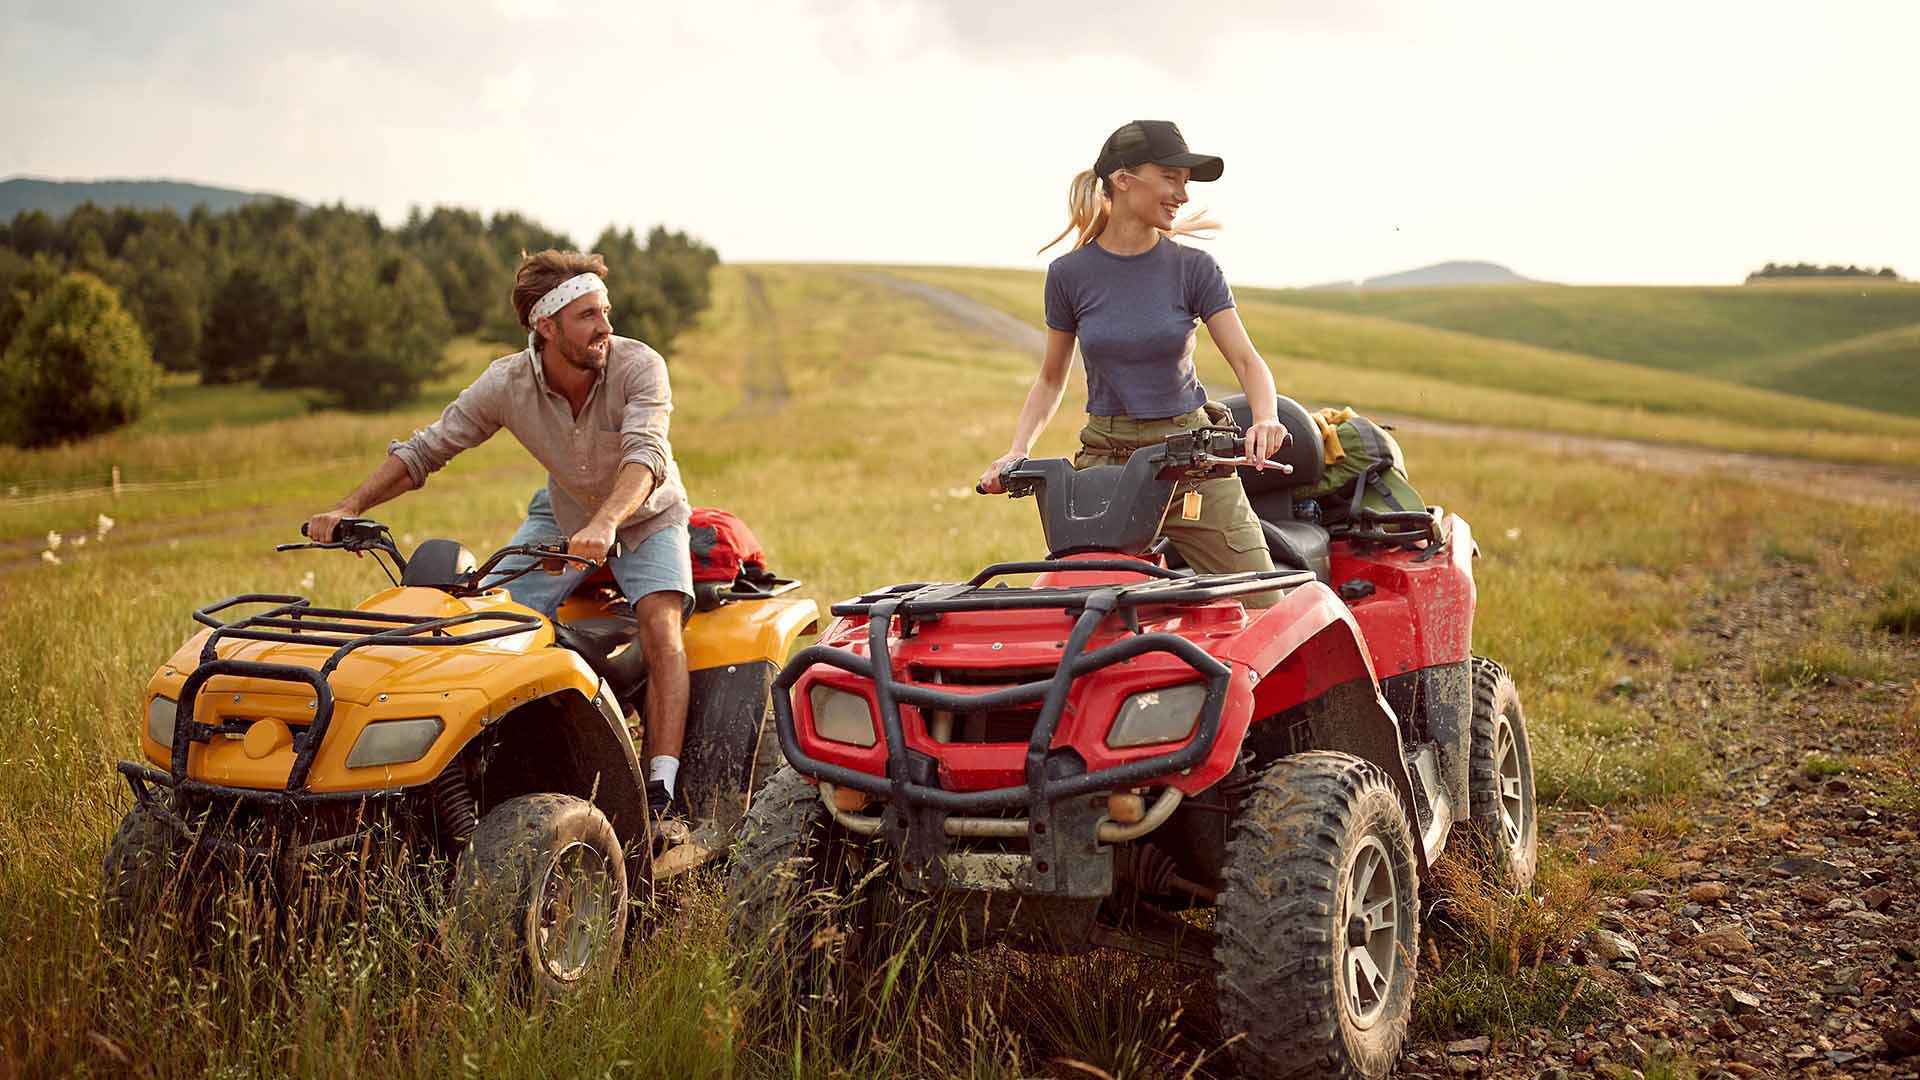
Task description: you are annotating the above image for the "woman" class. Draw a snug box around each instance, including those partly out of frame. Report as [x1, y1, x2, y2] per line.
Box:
[976, 120, 1290, 606]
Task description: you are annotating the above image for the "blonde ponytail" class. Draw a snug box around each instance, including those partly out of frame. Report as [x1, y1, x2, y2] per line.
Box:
[1038, 169, 1110, 254]
[1038, 168, 1221, 254]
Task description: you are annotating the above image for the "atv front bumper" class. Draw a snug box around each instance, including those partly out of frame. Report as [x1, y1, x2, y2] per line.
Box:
[773, 565, 1297, 896]
[118, 759, 416, 866]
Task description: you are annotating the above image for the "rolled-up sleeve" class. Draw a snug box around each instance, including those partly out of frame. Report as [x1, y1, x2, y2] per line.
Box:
[388, 368, 503, 488]
[619, 349, 673, 482]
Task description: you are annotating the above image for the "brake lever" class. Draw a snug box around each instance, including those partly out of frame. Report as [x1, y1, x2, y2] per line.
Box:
[1199, 454, 1294, 474]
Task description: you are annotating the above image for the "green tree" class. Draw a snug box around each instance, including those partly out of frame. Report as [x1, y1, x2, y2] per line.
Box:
[277, 249, 452, 410]
[199, 264, 293, 384]
[0, 272, 161, 446]
[402, 206, 506, 335]
[0, 251, 65, 355]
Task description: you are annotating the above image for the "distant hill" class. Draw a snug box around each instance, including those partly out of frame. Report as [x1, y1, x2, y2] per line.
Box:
[1309, 260, 1538, 290]
[1255, 279, 1920, 418]
[0, 177, 293, 219]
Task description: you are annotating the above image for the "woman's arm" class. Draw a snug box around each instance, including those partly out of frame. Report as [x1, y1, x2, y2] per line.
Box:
[1203, 307, 1289, 468]
[978, 329, 1077, 493]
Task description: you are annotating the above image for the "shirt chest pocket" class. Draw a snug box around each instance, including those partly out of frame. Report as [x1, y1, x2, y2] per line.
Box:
[592, 426, 627, 459]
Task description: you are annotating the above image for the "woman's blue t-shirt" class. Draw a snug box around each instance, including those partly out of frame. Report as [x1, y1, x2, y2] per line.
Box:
[1043, 236, 1236, 419]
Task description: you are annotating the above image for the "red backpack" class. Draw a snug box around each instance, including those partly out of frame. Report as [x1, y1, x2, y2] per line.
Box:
[687, 507, 767, 584]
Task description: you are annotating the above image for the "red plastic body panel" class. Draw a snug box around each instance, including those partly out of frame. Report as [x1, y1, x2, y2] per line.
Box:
[1331, 516, 1477, 678]
[791, 517, 1477, 795]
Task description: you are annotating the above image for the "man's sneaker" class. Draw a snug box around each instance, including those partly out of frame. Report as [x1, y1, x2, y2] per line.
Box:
[645, 779, 691, 846]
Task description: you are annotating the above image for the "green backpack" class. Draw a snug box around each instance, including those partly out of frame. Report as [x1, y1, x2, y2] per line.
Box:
[1299, 412, 1426, 525]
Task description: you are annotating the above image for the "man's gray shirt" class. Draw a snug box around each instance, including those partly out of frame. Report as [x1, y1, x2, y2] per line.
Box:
[388, 336, 690, 549]
[1043, 236, 1236, 419]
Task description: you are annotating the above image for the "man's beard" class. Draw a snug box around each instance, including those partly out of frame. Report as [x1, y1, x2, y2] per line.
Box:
[556, 333, 609, 372]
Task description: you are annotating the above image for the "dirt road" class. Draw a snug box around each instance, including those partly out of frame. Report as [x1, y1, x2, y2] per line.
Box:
[862, 271, 1920, 513]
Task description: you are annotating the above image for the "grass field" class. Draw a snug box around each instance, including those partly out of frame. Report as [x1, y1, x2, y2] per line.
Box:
[884, 266, 1920, 468]
[3, 264, 1918, 1077]
[1252, 278, 1920, 418]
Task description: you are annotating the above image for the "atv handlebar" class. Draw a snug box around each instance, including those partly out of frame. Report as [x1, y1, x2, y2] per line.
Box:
[279, 518, 605, 595]
[975, 430, 1289, 498]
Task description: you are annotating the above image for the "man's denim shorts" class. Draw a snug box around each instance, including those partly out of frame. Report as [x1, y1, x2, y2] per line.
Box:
[490, 487, 694, 618]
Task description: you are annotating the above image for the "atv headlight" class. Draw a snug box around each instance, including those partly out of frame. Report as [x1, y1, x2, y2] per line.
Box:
[1106, 683, 1209, 749]
[809, 685, 877, 748]
[346, 717, 444, 768]
[146, 695, 178, 747]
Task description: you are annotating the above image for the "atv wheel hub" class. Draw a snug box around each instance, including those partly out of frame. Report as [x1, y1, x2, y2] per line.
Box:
[1343, 834, 1400, 1027]
[1496, 716, 1527, 849]
[537, 840, 615, 982]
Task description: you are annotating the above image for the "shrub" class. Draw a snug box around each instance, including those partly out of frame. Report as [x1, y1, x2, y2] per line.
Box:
[0, 271, 160, 445]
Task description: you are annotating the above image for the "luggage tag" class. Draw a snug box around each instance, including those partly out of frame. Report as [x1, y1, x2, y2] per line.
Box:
[1181, 490, 1203, 521]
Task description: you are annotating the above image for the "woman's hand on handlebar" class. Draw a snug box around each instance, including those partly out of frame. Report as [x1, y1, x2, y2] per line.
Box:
[1243, 419, 1293, 470]
[977, 451, 1025, 495]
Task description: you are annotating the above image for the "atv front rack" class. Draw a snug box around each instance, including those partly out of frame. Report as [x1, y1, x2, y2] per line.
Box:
[167, 594, 543, 791]
[830, 559, 1303, 626]
[774, 562, 1313, 892]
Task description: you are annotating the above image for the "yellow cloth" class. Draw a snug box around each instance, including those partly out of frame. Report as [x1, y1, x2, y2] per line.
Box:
[1310, 406, 1359, 465]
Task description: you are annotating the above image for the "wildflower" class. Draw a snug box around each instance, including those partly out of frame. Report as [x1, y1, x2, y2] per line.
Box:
[40, 550, 60, 566]
[45, 531, 61, 551]
[401, 533, 416, 547]
[1505, 528, 1522, 541]
[96, 514, 115, 541]
[72, 536, 86, 547]
[300, 571, 317, 591]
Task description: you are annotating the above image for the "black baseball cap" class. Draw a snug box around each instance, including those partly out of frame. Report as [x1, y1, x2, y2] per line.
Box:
[1093, 120, 1224, 182]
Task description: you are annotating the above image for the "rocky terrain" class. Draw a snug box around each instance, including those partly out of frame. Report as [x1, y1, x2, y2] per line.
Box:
[1400, 565, 1919, 1079]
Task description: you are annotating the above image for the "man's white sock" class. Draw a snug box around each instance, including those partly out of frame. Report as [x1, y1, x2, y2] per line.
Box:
[648, 755, 680, 797]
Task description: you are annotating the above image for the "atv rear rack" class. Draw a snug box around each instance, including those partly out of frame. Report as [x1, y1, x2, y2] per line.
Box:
[167, 594, 543, 791]
[776, 564, 1314, 893]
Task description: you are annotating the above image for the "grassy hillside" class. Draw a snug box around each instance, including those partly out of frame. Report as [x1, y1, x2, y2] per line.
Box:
[1250, 279, 1920, 417]
[884, 265, 1920, 469]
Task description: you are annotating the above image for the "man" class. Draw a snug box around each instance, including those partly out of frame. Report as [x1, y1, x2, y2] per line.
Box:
[305, 249, 693, 831]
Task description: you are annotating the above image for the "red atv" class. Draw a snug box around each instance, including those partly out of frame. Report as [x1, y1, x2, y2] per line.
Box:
[728, 395, 1537, 1079]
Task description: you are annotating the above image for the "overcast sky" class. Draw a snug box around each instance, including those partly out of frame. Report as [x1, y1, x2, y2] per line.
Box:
[2, 0, 1914, 287]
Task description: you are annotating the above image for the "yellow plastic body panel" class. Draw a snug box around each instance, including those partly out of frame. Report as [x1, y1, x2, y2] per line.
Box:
[553, 592, 819, 673]
[684, 596, 819, 672]
[141, 587, 605, 793]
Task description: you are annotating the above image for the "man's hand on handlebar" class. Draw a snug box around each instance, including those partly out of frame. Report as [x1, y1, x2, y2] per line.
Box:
[305, 507, 355, 544]
[1243, 419, 1293, 471]
[567, 519, 618, 563]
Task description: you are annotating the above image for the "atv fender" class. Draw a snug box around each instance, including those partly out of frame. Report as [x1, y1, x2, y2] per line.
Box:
[1216, 582, 1427, 863]
[678, 596, 819, 841]
[471, 683, 651, 878]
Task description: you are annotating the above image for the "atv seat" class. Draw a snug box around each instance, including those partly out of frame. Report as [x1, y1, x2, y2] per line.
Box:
[1216, 393, 1326, 496]
[552, 616, 650, 703]
[1215, 393, 1333, 582]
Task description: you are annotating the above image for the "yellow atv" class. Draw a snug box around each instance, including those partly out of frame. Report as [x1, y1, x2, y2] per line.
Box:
[103, 516, 816, 993]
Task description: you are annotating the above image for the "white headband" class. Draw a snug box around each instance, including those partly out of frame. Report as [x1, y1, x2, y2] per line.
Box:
[529, 272, 607, 324]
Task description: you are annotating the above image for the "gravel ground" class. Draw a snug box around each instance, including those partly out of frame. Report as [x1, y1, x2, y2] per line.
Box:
[1399, 563, 1919, 1079]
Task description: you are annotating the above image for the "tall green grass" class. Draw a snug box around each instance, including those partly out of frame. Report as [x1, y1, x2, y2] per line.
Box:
[4, 264, 1919, 1076]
